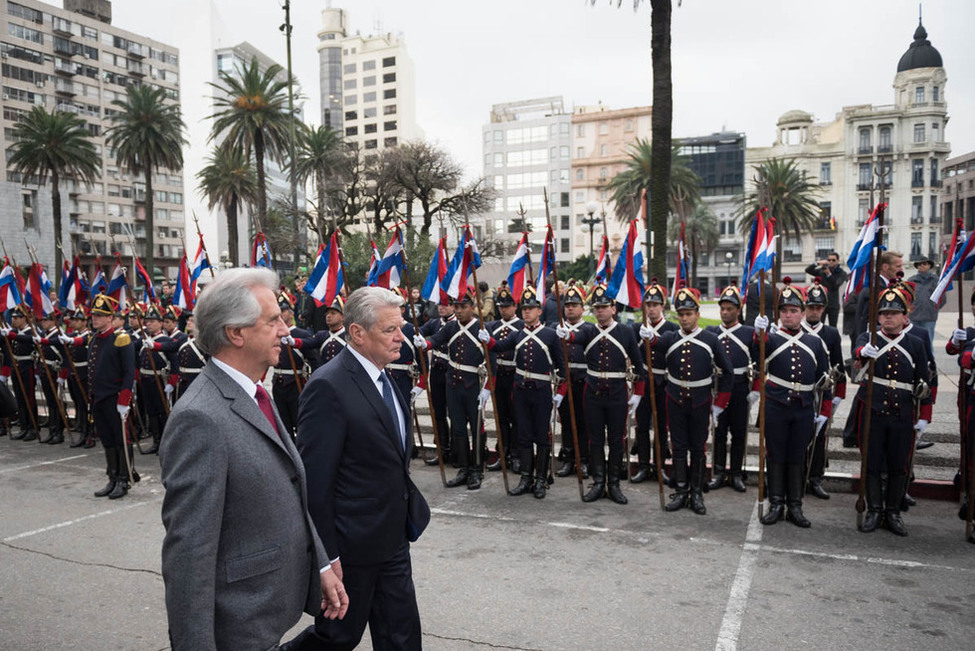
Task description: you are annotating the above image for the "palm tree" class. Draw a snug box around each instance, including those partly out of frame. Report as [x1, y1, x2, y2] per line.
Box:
[606, 139, 701, 224]
[105, 84, 186, 279]
[736, 158, 822, 277]
[7, 107, 100, 278]
[196, 147, 259, 267]
[668, 203, 719, 288]
[208, 56, 290, 236]
[292, 124, 347, 242]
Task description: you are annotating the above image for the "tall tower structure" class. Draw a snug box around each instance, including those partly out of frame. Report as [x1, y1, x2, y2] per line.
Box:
[317, 5, 346, 132]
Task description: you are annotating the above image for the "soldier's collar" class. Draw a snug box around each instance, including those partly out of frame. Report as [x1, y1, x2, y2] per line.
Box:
[720, 322, 740, 331]
[524, 321, 542, 331]
[781, 326, 801, 335]
[801, 319, 822, 332]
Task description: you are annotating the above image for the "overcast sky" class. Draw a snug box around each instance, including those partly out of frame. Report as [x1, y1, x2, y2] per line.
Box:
[111, 0, 975, 180]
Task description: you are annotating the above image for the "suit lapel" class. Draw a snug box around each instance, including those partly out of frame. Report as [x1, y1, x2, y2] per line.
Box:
[205, 363, 288, 454]
[341, 349, 405, 459]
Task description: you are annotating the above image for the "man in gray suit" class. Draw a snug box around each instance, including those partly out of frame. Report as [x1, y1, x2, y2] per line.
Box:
[160, 268, 348, 650]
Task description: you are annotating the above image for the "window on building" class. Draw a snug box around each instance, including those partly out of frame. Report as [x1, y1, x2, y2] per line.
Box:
[814, 236, 834, 261]
[343, 79, 356, 90]
[911, 196, 923, 223]
[560, 123, 570, 135]
[343, 63, 356, 74]
[818, 201, 832, 229]
[910, 232, 922, 260]
[930, 196, 940, 224]
[576, 124, 585, 137]
[345, 126, 357, 136]
[364, 123, 377, 134]
[383, 88, 396, 99]
[493, 130, 502, 143]
[363, 107, 377, 118]
[345, 110, 357, 121]
[858, 198, 870, 225]
[382, 56, 396, 67]
[383, 104, 396, 115]
[561, 192, 570, 207]
[858, 163, 872, 188]
[914, 123, 925, 143]
[22, 190, 36, 229]
[576, 146, 584, 158]
[560, 146, 569, 160]
[879, 125, 892, 152]
[783, 237, 802, 263]
[932, 122, 939, 142]
[384, 121, 397, 131]
[549, 147, 558, 162]
[550, 169, 560, 182]
[363, 60, 376, 71]
[384, 137, 397, 147]
[820, 162, 831, 185]
[930, 158, 939, 186]
[383, 72, 396, 83]
[560, 215, 570, 230]
[600, 144, 608, 156]
[363, 91, 376, 102]
[912, 159, 924, 187]
[345, 95, 357, 106]
[575, 168, 584, 181]
[364, 139, 377, 149]
[363, 76, 376, 87]
[599, 122, 608, 135]
[561, 238, 570, 253]
[493, 153, 503, 166]
[574, 190, 585, 203]
[559, 169, 569, 184]
[929, 232, 938, 257]
[915, 86, 925, 104]
[625, 119, 634, 132]
[859, 127, 871, 152]
[599, 167, 609, 181]
[933, 85, 940, 102]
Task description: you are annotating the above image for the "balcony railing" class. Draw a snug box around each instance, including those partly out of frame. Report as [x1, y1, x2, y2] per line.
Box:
[127, 44, 145, 58]
[929, 215, 942, 225]
[910, 216, 924, 225]
[858, 146, 873, 155]
[857, 183, 873, 191]
[931, 179, 942, 187]
[911, 179, 925, 188]
[878, 145, 893, 154]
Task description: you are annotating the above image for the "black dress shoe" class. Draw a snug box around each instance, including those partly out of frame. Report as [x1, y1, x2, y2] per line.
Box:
[21, 429, 37, 442]
[10, 429, 26, 441]
[69, 434, 86, 448]
[445, 469, 470, 488]
[94, 479, 116, 498]
[807, 480, 830, 500]
[108, 479, 128, 499]
[860, 510, 882, 533]
[630, 465, 651, 484]
[486, 458, 503, 472]
[689, 491, 707, 515]
[466, 471, 482, 491]
[555, 460, 575, 477]
[760, 503, 785, 525]
[915, 436, 934, 451]
[707, 472, 727, 491]
[82, 436, 96, 449]
[786, 506, 811, 528]
[901, 492, 916, 510]
[606, 482, 628, 505]
[532, 477, 547, 499]
[665, 489, 688, 512]
[884, 511, 908, 536]
[731, 475, 747, 492]
[509, 475, 532, 496]
[47, 431, 64, 445]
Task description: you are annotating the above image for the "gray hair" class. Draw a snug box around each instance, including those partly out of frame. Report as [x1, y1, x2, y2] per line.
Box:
[345, 287, 404, 331]
[194, 267, 279, 355]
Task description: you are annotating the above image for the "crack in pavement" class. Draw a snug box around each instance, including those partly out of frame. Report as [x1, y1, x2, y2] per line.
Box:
[1, 540, 162, 578]
[423, 632, 542, 650]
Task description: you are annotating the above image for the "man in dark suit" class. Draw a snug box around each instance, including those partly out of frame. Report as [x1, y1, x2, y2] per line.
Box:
[804, 252, 848, 328]
[289, 287, 430, 651]
[160, 268, 347, 650]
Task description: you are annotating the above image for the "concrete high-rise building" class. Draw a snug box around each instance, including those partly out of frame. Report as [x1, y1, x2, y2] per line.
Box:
[316, 6, 420, 153]
[746, 19, 950, 280]
[1, 0, 182, 278]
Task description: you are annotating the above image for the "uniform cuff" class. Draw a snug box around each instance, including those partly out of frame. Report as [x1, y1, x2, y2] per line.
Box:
[919, 404, 933, 421]
[714, 392, 731, 409]
[118, 389, 132, 407]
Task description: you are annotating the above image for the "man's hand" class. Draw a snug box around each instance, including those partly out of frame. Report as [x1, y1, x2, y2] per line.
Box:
[638, 324, 657, 343]
[281, 335, 296, 347]
[914, 419, 929, 436]
[831, 396, 842, 409]
[410, 385, 425, 405]
[319, 566, 349, 620]
[951, 328, 967, 347]
[164, 384, 174, 396]
[555, 324, 571, 340]
[860, 343, 881, 359]
[747, 390, 760, 406]
[117, 404, 130, 419]
[552, 394, 563, 408]
[58, 334, 75, 345]
[0, 374, 7, 384]
[477, 328, 490, 343]
[711, 405, 724, 422]
[627, 394, 641, 416]
[478, 388, 491, 409]
[57, 376, 67, 388]
[753, 315, 769, 332]
[814, 414, 829, 430]
[413, 334, 427, 350]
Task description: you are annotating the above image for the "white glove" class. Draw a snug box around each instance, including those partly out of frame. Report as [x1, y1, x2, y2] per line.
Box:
[413, 334, 428, 350]
[768, 322, 779, 336]
[478, 388, 491, 409]
[32, 335, 42, 344]
[914, 419, 929, 435]
[0, 326, 10, 336]
[711, 405, 724, 421]
[831, 396, 842, 409]
[753, 315, 769, 332]
[951, 328, 967, 347]
[0, 374, 7, 384]
[57, 376, 67, 388]
[410, 385, 425, 404]
[477, 328, 490, 343]
[747, 390, 760, 406]
[638, 324, 657, 342]
[281, 335, 296, 346]
[555, 324, 571, 340]
[860, 343, 880, 359]
[552, 394, 564, 408]
[164, 384, 174, 396]
[814, 414, 829, 430]
[627, 394, 642, 416]
[58, 334, 75, 345]
[117, 404, 130, 419]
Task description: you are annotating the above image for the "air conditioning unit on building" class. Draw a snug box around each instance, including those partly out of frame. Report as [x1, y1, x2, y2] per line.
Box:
[2, 94, 8, 100]
[1, 52, 8, 59]
[36, 80, 45, 88]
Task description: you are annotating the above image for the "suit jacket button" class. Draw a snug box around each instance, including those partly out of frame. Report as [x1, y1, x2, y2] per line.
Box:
[403, 492, 409, 500]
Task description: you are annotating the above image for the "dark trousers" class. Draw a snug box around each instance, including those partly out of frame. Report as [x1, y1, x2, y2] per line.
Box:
[559, 378, 588, 461]
[39, 368, 63, 434]
[808, 415, 829, 480]
[583, 388, 626, 461]
[429, 368, 450, 456]
[713, 381, 749, 471]
[12, 363, 36, 430]
[272, 379, 300, 439]
[765, 399, 814, 464]
[513, 383, 552, 449]
[826, 307, 839, 328]
[68, 371, 89, 434]
[295, 542, 421, 651]
[92, 397, 124, 448]
[667, 396, 710, 467]
[446, 383, 479, 468]
[635, 380, 669, 465]
[139, 377, 168, 417]
[494, 372, 517, 455]
[859, 409, 914, 477]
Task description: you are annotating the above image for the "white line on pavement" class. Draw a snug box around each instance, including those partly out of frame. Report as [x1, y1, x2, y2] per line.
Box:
[432, 508, 612, 534]
[0, 453, 95, 474]
[3, 497, 162, 543]
[759, 544, 975, 572]
[715, 501, 763, 651]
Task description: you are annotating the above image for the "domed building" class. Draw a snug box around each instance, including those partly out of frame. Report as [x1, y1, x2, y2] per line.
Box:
[746, 18, 950, 280]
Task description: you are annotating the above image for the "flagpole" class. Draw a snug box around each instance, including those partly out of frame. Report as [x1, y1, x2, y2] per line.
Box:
[125, 296, 171, 417]
[192, 212, 216, 278]
[0, 252, 39, 434]
[755, 177, 770, 520]
[956, 217, 975, 539]
[52, 240, 91, 409]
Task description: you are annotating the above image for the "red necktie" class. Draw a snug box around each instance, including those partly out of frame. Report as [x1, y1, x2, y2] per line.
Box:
[254, 384, 283, 441]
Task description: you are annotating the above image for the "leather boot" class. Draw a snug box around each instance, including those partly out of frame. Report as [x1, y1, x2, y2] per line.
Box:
[760, 462, 786, 525]
[729, 435, 745, 493]
[860, 474, 884, 533]
[533, 452, 550, 499]
[582, 454, 605, 503]
[21, 427, 37, 442]
[509, 446, 521, 474]
[707, 469, 727, 491]
[446, 438, 470, 487]
[10, 425, 26, 440]
[580, 460, 589, 479]
[710, 433, 728, 491]
[94, 447, 118, 498]
[884, 474, 909, 536]
[786, 464, 811, 527]
[509, 449, 534, 496]
[689, 457, 707, 515]
[47, 429, 65, 445]
[960, 499, 970, 521]
[630, 464, 652, 484]
[467, 468, 483, 490]
[665, 461, 689, 512]
[807, 477, 830, 500]
[556, 453, 575, 478]
[108, 473, 129, 499]
[485, 448, 504, 471]
[147, 415, 161, 454]
[606, 461, 628, 505]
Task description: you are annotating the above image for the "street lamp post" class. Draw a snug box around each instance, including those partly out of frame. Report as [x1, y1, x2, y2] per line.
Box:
[583, 201, 601, 278]
[725, 251, 734, 288]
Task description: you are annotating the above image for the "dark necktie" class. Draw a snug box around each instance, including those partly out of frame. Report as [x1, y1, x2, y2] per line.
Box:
[254, 384, 283, 442]
[379, 372, 404, 451]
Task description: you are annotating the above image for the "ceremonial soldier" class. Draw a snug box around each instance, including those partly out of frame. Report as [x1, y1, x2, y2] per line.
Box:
[801, 279, 847, 500]
[416, 287, 489, 490]
[945, 290, 975, 542]
[705, 284, 758, 493]
[557, 284, 645, 505]
[418, 301, 454, 466]
[481, 287, 564, 498]
[139, 304, 177, 454]
[631, 280, 677, 484]
[753, 279, 832, 527]
[556, 284, 589, 478]
[315, 296, 347, 367]
[174, 312, 206, 399]
[853, 285, 932, 535]
[162, 306, 187, 347]
[86, 295, 136, 499]
[3, 304, 38, 441]
[60, 307, 91, 447]
[36, 310, 67, 444]
[484, 285, 522, 472]
[274, 294, 316, 438]
[386, 288, 420, 408]
[641, 288, 733, 514]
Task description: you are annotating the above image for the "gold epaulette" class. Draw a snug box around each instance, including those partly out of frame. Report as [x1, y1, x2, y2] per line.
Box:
[114, 332, 131, 347]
